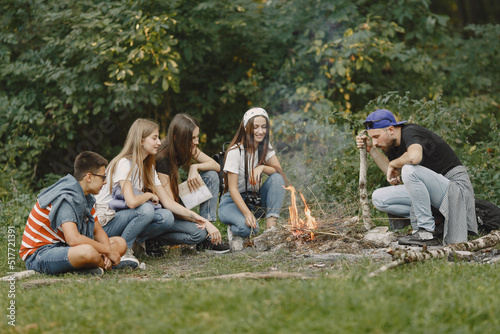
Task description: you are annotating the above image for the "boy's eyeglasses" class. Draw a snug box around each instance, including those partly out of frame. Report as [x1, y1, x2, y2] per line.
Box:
[363, 118, 391, 130]
[92, 173, 107, 181]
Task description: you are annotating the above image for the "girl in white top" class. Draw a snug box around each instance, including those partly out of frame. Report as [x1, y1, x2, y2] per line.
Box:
[218, 108, 286, 248]
[96, 119, 218, 266]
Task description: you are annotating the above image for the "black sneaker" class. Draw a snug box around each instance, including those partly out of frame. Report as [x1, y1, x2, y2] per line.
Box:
[196, 238, 230, 254]
[76, 267, 104, 276]
[145, 238, 164, 257]
[398, 228, 441, 247]
[388, 213, 411, 230]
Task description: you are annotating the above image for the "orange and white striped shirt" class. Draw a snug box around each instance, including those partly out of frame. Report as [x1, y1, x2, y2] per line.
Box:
[19, 200, 98, 260]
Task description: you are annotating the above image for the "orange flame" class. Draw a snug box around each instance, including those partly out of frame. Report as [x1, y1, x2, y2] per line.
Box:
[284, 185, 317, 239]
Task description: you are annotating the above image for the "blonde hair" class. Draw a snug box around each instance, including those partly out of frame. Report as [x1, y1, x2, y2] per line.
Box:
[105, 118, 159, 194]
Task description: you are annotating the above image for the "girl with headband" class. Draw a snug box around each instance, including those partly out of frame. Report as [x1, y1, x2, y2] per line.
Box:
[218, 107, 287, 251]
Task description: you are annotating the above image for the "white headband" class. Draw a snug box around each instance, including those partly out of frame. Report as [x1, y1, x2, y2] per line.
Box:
[243, 107, 269, 127]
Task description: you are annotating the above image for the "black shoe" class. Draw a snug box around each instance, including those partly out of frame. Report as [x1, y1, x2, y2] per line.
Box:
[398, 228, 441, 247]
[76, 267, 104, 276]
[145, 239, 164, 257]
[196, 238, 230, 254]
[388, 213, 411, 230]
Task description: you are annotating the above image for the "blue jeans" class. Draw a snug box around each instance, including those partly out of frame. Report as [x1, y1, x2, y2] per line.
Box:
[199, 170, 219, 222]
[155, 218, 208, 246]
[372, 164, 450, 232]
[151, 171, 215, 246]
[25, 243, 75, 275]
[218, 173, 285, 238]
[103, 203, 174, 248]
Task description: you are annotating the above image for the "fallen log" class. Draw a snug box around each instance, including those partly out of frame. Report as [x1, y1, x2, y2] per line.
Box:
[20, 272, 319, 287]
[368, 230, 500, 277]
[125, 271, 318, 282]
[22, 278, 90, 289]
[358, 129, 373, 231]
[193, 271, 317, 280]
[0, 270, 37, 281]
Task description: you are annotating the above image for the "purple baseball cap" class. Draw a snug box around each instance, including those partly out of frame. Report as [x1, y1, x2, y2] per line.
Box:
[363, 109, 407, 129]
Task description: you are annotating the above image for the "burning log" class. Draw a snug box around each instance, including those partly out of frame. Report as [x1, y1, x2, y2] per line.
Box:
[368, 230, 500, 277]
[358, 129, 373, 231]
[284, 185, 317, 239]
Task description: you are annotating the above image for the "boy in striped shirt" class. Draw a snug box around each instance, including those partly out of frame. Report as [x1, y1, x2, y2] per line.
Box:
[20, 151, 126, 275]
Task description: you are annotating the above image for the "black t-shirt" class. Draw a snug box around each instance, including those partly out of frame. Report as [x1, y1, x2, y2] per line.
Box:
[387, 124, 462, 175]
[156, 156, 171, 175]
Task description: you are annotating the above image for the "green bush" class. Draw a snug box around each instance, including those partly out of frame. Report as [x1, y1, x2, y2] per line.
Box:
[0, 0, 499, 209]
[0, 0, 180, 181]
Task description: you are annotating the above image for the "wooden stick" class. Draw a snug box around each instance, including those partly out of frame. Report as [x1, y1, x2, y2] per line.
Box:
[358, 129, 373, 231]
[368, 230, 500, 277]
[287, 226, 341, 236]
[306, 186, 328, 218]
[368, 259, 405, 277]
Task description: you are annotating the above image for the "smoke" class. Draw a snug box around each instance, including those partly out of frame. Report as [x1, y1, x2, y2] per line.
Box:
[272, 110, 356, 213]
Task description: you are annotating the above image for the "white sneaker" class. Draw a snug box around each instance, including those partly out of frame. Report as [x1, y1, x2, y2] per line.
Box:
[228, 226, 244, 251]
[113, 248, 139, 269]
[410, 229, 434, 240]
[399, 228, 441, 247]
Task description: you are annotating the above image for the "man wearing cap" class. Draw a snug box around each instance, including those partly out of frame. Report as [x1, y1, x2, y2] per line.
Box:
[356, 109, 477, 246]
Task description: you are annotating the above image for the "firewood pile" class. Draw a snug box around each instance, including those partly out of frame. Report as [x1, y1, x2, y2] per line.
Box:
[253, 215, 380, 254]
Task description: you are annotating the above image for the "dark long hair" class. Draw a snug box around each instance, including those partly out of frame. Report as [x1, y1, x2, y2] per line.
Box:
[156, 113, 200, 202]
[223, 115, 286, 193]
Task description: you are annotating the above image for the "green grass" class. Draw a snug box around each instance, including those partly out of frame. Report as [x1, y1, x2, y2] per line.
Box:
[1, 189, 500, 333]
[1, 247, 500, 333]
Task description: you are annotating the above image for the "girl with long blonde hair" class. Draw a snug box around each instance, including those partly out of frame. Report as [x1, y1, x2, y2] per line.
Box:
[95, 119, 214, 267]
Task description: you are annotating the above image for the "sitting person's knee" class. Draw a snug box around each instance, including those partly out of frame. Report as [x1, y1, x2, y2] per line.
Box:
[268, 173, 285, 186]
[372, 189, 387, 210]
[233, 224, 255, 238]
[203, 170, 218, 180]
[401, 164, 420, 182]
[153, 209, 175, 229]
[110, 236, 127, 255]
[69, 244, 101, 267]
[192, 229, 208, 244]
[136, 202, 156, 220]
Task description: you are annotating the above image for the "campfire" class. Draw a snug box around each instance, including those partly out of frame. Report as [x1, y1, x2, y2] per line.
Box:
[284, 185, 317, 240]
[253, 185, 373, 253]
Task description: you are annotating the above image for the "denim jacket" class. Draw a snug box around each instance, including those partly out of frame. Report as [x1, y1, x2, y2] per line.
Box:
[38, 174, 95, 239]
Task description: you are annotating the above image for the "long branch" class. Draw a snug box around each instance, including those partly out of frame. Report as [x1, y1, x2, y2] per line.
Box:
[368, 230, 500, 277]
[359, 129, 372, 230]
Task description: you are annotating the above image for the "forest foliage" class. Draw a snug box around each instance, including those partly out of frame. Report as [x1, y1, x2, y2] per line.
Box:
[1, 0, 499, 207]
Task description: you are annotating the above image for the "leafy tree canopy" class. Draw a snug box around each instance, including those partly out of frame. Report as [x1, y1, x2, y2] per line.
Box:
[1, 0, 499, 203]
